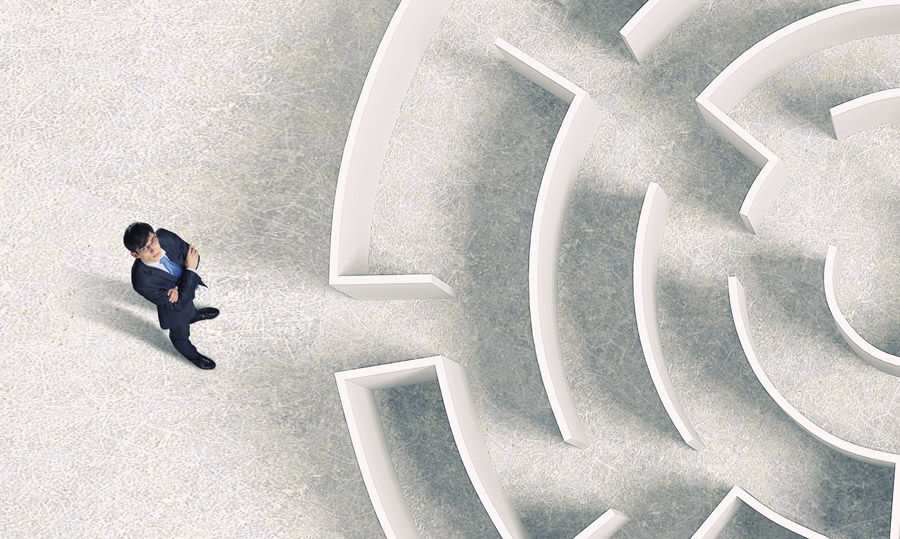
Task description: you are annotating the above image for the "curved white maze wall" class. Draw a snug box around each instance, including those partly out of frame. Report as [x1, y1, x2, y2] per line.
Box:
[696, 0, 900, 234]
[830, 88, 900, 140]
[335, 356, 629, 539]
[329, 0, 456, 300]
[729, 276, 900, 538]
[824, 245, 900, 377]
[335, 356, 529, 538]
[634, 182, 704, 450]
[619, 0, 703, 63]
[691, 485, 827, 539]
[494, 37, 602, 449]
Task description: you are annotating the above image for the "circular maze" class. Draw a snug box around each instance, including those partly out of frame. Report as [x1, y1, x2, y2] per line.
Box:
[331, 0, 900, 537]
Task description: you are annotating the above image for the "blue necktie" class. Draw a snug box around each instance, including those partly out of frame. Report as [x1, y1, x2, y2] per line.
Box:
[160, 256, 183, 280]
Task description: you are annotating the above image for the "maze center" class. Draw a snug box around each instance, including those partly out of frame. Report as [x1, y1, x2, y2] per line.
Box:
[2, 0, 900, 537]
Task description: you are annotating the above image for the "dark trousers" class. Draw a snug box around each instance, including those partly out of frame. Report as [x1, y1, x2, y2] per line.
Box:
[168, 313, 200, 359]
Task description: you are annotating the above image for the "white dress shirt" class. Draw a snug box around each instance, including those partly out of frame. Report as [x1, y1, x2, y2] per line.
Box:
[141, 248, 199, 276]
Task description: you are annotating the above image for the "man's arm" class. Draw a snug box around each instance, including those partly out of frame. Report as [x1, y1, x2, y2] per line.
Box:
[158, 228, 201, 271]
[134, 270, 202, 312]
[185, 244, 199, 270]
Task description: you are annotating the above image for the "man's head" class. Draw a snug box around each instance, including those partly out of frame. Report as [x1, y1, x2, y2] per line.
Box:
[124, 222, 162, 263]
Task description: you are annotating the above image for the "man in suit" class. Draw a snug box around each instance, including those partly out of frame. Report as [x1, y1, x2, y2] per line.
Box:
[124, 222, 220, 369]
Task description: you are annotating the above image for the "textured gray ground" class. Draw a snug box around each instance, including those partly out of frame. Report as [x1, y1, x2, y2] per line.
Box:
[2, 0, 900, 537]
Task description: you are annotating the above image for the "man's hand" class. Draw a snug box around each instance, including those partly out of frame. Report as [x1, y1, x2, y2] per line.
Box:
[186, 244, 199, 270]
[167, 288, 179, 303]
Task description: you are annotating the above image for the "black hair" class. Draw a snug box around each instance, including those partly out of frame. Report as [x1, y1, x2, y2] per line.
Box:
[123, 222, 155, 253]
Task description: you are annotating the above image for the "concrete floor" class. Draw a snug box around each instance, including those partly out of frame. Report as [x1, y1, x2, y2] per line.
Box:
[2, 0, 900, 537]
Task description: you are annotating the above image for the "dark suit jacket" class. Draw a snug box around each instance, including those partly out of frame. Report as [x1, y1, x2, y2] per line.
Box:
[131, 228, 206, 330]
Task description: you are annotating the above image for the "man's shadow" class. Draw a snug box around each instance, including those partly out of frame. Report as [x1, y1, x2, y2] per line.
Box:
[79, 272, 182, 360]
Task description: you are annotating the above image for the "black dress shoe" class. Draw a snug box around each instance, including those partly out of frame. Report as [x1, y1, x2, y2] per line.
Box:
[191, 307, 219, 323]
[187, 353, 216, 370]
